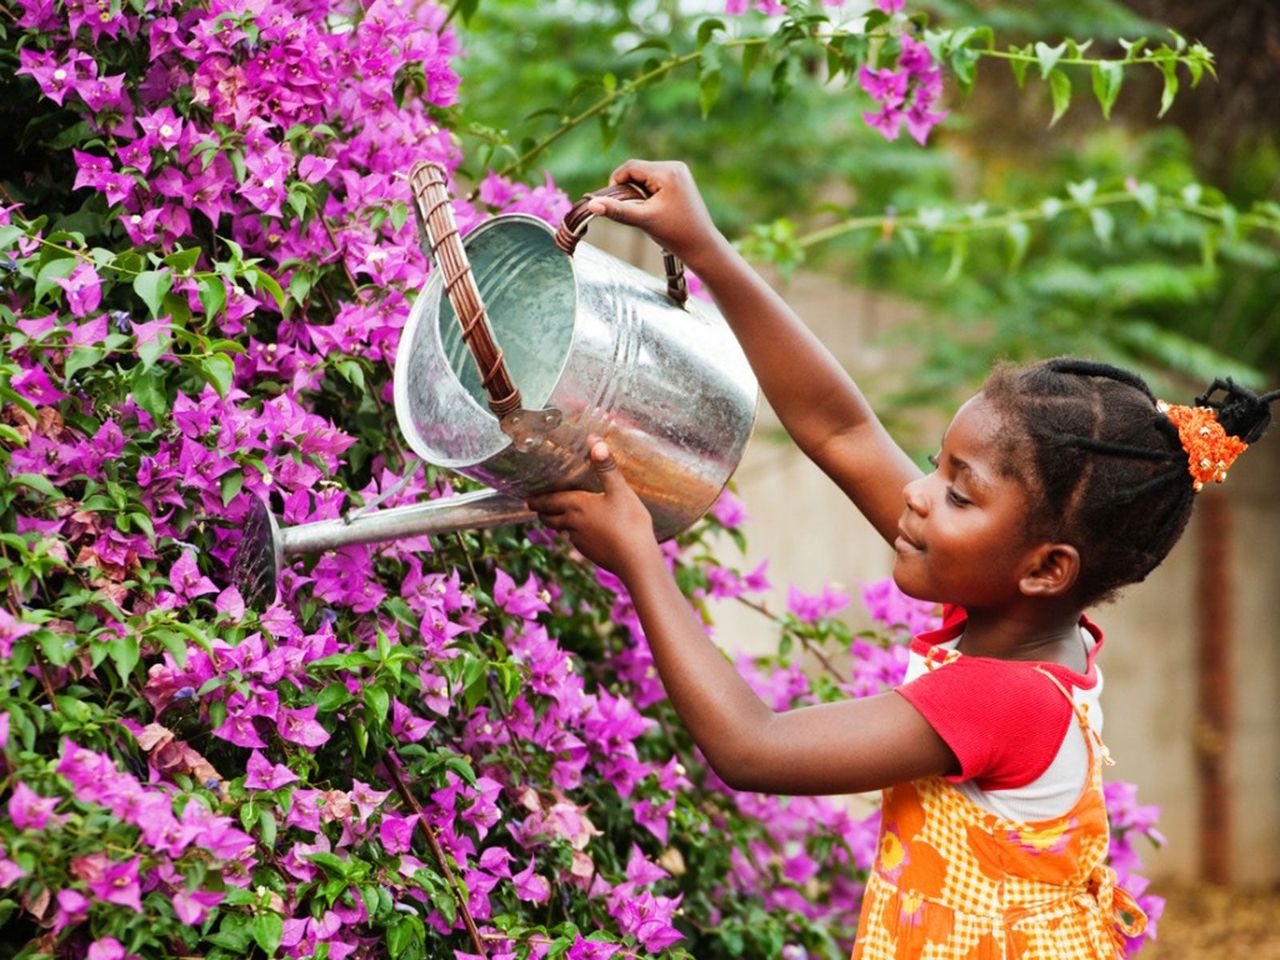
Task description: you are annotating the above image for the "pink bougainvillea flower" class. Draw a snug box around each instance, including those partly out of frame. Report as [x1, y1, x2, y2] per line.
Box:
[858, 66, 910, 108]
[0, 852, 26, 888]
[860, 576, 941, 635]
[786, 583, 851, 623]
[77, 854, 143, 912]
[379, 812, 416, 855]
[53, 261, 103, 317]
[172, 886, 225, 924]
[349, 779, 390, 821]
[390, 698, 434, 743]
[0, 610, 38, 658]
[168, 550, 218, 602]
[244, 750, 300, 791]
[876, 0, 905, 13]
[8, 782, 63, 831]
[0, 711, 8, 749]
[512, 858, 550, 903]
[492, 569, 550, 619]
[52, 889, 89, 934]
[86, 938, 139, 960]
[278, 705, 330, 748]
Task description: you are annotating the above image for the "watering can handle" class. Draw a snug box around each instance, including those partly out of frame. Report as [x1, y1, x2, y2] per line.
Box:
[554, 185, 690, 308]
[408, 161, 523, 419]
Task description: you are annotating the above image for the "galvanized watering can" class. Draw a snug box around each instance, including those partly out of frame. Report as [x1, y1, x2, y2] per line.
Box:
[233, 162, 758, 608]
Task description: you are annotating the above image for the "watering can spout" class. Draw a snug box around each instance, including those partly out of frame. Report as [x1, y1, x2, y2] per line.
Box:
[232, 489, 534, 610]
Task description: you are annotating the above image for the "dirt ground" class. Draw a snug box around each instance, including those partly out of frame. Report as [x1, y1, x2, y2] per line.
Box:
[1145, 883, 1280, 959]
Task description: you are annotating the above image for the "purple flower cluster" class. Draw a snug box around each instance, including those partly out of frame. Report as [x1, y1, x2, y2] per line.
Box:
[859, 35, 949, 145]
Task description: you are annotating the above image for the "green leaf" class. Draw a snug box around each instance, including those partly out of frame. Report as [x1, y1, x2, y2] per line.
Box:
[1005, 221, 1030, 269]
[163, 247, 202, 273]
[65, 346, 105, 380]
[1089, 207, 1115, 246]
[1048, 70, 1071, 126]
[221, 470, 244, 507]
[198, 276, 227, 318]
[133, 270, 173, 318]
[252, 912, 283, 956]
[1157, 58, 1178, 118]
[108, 635, 140, 681]
[198, 354, 236, 398]
[1090, 61, 1123, 120]
[35, 256, 77, 305]
[316, 682, 353, 714]
[131, 364, 169, 418]
[12, 473, 58, 498]
[696, 17, 725, 50]
[698, 45, 722, 119]
[365, 686, 390, 724]
[247, 268, 287, 313]
[1033, 40, 1066, 79]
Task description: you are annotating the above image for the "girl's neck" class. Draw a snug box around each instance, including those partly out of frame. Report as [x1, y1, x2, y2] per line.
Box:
[955, 603, 1090, 672]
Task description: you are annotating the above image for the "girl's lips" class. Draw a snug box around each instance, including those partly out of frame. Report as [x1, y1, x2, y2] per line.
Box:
[895, 526, 924, 553]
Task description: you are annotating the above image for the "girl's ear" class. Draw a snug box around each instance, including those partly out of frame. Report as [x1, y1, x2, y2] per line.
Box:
[1019, 543, 1080, 598]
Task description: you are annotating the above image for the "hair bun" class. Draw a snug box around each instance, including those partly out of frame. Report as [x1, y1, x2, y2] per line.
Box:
[1194, 378, 1280, 445]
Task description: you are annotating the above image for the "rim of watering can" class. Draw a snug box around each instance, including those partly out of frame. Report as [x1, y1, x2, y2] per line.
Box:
[394, 212, 580, 469]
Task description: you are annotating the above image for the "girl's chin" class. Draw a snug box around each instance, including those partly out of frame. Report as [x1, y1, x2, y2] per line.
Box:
[890, 565, 941, 605]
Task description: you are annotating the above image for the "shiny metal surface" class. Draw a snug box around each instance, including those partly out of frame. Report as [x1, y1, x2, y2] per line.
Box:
[394, 213, 758, 540]
[233, 489, 534, 609]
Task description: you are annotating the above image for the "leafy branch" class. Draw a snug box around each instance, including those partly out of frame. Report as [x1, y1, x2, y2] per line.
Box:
[468, 13, 1217, 192]
[741, 180, 1280, 277]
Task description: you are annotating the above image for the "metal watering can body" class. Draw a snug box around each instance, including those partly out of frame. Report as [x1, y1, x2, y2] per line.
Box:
[233, 164, 757, 608]
[393, 210, 757, 541]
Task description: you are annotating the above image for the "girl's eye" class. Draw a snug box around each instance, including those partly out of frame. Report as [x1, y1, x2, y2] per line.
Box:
[927, 453, 940, 469]
[946, 487, 971, 507]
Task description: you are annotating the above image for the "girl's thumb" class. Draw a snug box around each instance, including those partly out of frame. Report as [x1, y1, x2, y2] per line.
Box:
[589, 439, 622, 488]
[587, 195, 642, 227]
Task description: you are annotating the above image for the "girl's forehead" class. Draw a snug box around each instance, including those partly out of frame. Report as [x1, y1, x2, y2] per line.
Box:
[943, 394, 1009, 449]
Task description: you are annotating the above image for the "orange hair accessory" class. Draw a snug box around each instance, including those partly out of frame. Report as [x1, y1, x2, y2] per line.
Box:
[1156, 400, 1249, 492]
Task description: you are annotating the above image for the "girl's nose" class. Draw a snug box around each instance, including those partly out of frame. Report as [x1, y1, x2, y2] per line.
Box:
[902, 475, 930, 515]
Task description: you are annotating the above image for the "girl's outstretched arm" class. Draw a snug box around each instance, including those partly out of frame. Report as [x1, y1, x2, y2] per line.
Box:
[527, 443, 958, 796]
[585, 159, 920, 545]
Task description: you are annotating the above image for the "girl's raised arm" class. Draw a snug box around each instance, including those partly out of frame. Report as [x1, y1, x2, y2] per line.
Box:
[584, 160, 921, 546]
[526, 444, 958, 796]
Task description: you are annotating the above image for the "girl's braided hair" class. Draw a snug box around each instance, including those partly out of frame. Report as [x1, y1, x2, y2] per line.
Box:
[982, 358, 1279, 605]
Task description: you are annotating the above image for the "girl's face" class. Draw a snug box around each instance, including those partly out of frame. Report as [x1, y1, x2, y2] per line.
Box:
[892, 394, 1043, 608]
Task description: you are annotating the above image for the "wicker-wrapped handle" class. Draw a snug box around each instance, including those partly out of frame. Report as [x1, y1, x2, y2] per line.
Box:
[409, 161, 522, 419]
[554, 184, 689, 307]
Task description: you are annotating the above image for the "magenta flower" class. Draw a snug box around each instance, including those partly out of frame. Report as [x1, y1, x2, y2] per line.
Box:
[858, 66, 909, 108]
[244, 750, 300, 790]
[278, 706, 330, 748]
[172, 887, 225, 924]
[52, 889, 89, 934]
[168, 550, 218, 603]
[86, 938, 139, 960]
[862, 103, 903, 141]
[349, 779, 390, 821]
[492, 568, 550, 619]
[379, 812, 416, 855]
[512, 858, 550, 903]
[0, 711, 8, 749]
[876, 0, 904, 12]
[786, 583, 851, 623]
[0, 610, 38, 659]
[53, 262, 103, 317]
[8, 782, 62, 830]
[78, 854, 143, 913]
[860, 576, 941, 635]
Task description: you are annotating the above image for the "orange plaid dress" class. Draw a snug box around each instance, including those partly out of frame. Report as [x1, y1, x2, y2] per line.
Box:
[853, 653, 1147, 960]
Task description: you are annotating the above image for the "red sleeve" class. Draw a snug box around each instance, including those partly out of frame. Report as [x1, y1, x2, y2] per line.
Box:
[895, 658, 1074, 790]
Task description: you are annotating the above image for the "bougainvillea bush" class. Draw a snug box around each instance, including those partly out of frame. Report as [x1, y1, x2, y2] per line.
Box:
[0, 0, 1172, 956]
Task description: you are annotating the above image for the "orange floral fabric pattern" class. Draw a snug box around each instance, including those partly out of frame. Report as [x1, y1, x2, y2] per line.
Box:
[852, 669, 1146, 959]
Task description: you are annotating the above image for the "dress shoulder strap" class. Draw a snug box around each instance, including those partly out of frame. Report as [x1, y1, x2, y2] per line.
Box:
[1033, 666, 1113, 768]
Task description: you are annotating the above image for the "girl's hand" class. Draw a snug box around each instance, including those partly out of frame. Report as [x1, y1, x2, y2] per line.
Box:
[525, 440, 660, 578]
[584, 160, 727, 270]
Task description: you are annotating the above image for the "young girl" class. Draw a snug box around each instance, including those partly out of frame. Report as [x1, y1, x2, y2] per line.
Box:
[525, 160, 1279, 959]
